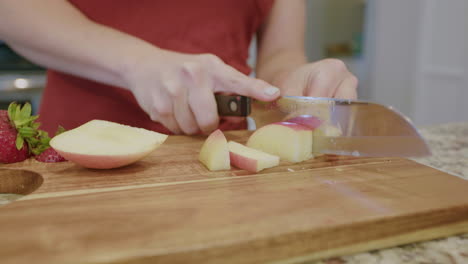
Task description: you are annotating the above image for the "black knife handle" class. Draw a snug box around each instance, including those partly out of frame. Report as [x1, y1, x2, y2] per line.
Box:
[215, 94, 251, 117]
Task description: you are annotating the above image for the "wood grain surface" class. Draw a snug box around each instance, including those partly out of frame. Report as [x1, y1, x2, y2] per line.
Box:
[1, 131, 468, 264]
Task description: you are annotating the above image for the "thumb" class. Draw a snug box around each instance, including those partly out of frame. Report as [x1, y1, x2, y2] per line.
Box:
[214, 65, 280, 102]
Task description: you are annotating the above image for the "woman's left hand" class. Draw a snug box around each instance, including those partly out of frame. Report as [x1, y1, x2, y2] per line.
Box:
[279, 58, 358, 99]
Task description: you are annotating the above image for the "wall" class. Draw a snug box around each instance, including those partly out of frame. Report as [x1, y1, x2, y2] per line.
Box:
[306, 0, 365, 61]
[365, 0, 468, 126]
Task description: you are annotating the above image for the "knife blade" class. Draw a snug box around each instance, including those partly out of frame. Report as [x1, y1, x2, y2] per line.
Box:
[215, 95, 431, 158]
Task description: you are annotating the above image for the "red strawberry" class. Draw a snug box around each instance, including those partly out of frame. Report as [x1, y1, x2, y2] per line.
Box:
[0, 102, 66, 164]
[34, 147, 66, 163]
[0, 111, 30, 163]
[0, 107, 32, 163]
[0, 110, 9, 128]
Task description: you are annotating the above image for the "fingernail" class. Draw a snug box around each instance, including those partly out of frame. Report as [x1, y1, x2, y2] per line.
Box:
[264, 86, 280, 96]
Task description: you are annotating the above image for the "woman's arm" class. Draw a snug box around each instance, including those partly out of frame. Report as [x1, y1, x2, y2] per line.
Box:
[0, 0, 280, 134]
[0, 0, 151, 88]
[256, 0, 358, 99]
[256, 0, 307, 87]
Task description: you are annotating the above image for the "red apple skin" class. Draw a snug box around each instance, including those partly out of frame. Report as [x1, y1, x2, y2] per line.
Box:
[229, 152, 258, 173]
[270, 122, 312, 131]
[54, 149, 153, 169]
[284, 115, 323, 130]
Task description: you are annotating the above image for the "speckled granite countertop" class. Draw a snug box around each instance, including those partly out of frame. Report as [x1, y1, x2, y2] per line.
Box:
[1, 122, 467, 263]
[314, 122, 468, 264]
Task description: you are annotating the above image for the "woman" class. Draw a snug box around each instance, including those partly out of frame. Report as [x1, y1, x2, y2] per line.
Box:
[0, 0, 357, 135]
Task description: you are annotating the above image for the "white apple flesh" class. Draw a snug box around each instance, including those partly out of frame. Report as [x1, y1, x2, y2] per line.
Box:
[246, 122, 313, 163]
[50, 120, 168, 169]
[312, 123, 343, 155]
[228, 141, 279, 173]
[199, 129, 230, 171]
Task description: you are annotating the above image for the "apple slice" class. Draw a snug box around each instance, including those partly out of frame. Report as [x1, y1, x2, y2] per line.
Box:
[50, 120, 168, 169]
[199, 129, 230, 171]
[246, 122, 313, 163]
[314, 123, 342, 137]
[285, 115, 323, 130]
[312, 123, 343, 155]
[278, 97, 332, 123]
[228, 141, 279, 173]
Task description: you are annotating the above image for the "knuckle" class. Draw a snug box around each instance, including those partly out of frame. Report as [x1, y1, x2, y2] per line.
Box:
[323, 58, 348, 72]
[155, 104, 172, 117]
[199, 53, 222, 65]
[349, 75, 359, 87]
[181, 61, 201, 74]
[167, 85, 184, 98]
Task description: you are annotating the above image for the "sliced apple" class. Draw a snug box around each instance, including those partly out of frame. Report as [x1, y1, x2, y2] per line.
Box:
[312, 123, 343, 155]
[246, 122, 313, 163]
[285, 115, 323, 130]
[50, 120, 168, 169]
[278, 97, 332, 123]
[199, 129, 230, 171]
[228, 141, 279, 173]
[313, 123, 343, 137]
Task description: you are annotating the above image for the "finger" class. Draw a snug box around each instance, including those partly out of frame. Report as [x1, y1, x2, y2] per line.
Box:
[304, 69, 342, 98]
[334, 75, 358, 99]
[158, 115, 182, 135]
[180, 61, 218, 134]
[188, 91, 219, 135]
[149, 93, 182, 135]
[172, 87, 200, 135]
[213, 65, 280, 102]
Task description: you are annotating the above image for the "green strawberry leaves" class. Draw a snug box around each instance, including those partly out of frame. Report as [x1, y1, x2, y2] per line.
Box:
[15, 133, 24, 150]
[7, 102, 65, 155]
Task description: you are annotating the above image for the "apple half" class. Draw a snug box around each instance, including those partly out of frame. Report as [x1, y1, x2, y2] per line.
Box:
[228, 141, 279, 173]
[199, 129, 230, 171]
[50, 120, 168, 169]
[246, 122, 313, 163]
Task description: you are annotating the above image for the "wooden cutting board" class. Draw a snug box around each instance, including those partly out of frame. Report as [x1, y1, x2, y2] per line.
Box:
[1, 131, 468, 264]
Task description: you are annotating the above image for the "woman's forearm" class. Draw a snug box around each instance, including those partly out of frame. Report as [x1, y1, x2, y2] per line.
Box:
[254, 0, 307, 93]
[0, 0, 157, 89]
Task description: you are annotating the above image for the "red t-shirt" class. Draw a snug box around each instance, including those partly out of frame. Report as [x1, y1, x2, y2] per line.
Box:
[39, 0, 275, 134]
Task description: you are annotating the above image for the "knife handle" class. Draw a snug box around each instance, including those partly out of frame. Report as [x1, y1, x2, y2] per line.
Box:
[215, 94, 251, 117]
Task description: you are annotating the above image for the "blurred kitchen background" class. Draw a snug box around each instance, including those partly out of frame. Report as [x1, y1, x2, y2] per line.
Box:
[1, 0, 467, 126]
[0, 42, 45, 115]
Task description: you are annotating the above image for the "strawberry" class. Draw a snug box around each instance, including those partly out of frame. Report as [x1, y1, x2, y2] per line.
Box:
[0, 116, 30, 163]
[34, 147, 66, 163]
[0, 102, 66, 164]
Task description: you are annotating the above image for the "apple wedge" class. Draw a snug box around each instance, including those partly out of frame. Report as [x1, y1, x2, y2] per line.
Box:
[199, 129, 230, 171]
[285, 115, 323, 130]
[312, 123, 343, 155]
[228, 141, 279, 173]
[50, 120, 168, 169]
[313, 123, 343, 138]
[246, 122, 313, 163]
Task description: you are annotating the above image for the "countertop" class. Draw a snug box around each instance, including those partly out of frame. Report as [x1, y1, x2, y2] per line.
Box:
[1, 122, 467, 263]
[314, 122, 468, 264]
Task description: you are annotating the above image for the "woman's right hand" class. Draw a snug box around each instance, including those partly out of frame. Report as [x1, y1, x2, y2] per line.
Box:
[124, 50, 280, 135]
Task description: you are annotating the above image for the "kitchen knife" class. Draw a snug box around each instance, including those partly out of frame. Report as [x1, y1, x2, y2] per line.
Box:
[215, 95, 431, 158]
